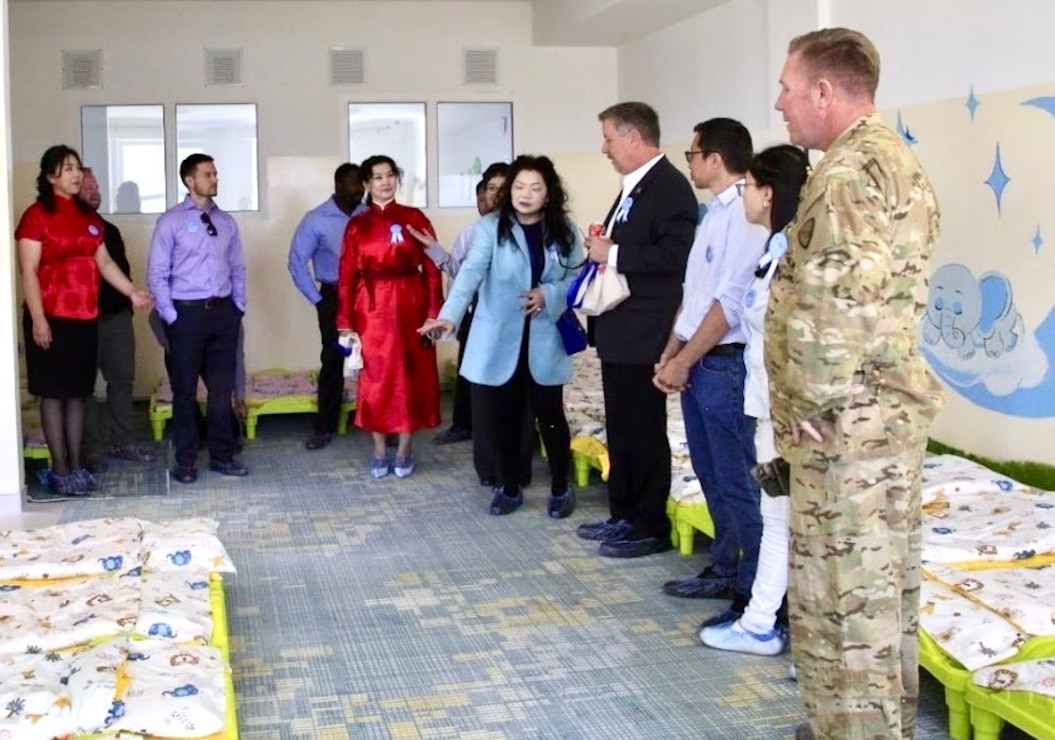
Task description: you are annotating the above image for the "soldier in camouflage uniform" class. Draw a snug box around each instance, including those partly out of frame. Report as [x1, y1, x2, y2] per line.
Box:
[765, 28, 945, 740]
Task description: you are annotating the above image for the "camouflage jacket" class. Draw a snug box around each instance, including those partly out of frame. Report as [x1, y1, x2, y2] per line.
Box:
[764, 114, 945, 465]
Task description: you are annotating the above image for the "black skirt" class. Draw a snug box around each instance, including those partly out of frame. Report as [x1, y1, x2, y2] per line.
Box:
[23, 307, 98, 399]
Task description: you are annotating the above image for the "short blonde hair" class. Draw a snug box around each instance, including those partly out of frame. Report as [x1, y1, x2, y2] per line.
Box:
[788, 27, 880, 98]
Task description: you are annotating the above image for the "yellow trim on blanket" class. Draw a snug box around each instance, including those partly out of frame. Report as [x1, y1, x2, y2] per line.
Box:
[943, 554, 1055, 571]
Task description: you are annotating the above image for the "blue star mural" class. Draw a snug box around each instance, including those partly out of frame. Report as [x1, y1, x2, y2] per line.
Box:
[984, 144, 1010, 215]
[896, 111, 917, 145]
[965, 86, 980, 120]
[1022, 96, 1055, 119]
[1033, 224, 1044, 255]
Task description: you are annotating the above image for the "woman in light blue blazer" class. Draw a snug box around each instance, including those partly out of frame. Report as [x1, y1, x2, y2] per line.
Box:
[420, 155, 584, 518]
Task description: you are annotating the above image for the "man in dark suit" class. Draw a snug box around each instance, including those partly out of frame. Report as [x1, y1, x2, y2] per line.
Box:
[576, 102, 698, 558]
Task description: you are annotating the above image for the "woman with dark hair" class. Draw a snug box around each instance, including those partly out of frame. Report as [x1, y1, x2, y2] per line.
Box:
[419, 155, 584, 518]
[17, 145, 152, 495]
[336, 155, 443, 479]
[698, 144, 810, 655]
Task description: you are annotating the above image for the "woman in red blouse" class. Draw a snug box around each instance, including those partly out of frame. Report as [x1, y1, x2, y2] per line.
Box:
[336, 155, 443, 479]
[17, 145, 152, 495]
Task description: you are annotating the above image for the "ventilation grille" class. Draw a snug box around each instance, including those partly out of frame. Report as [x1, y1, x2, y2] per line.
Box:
[463, 49, 497, 85]
[62, 49, 102, 90]
[204, 47, 243, 86]
[331, 48, 365, 85]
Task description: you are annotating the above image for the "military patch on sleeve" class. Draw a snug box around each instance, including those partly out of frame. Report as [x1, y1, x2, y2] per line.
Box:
[797, 217, 815, 248]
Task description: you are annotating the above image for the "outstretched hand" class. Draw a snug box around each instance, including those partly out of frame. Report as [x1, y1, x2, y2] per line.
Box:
[406, 224, 438, 247]
[418, 318, 454, 340]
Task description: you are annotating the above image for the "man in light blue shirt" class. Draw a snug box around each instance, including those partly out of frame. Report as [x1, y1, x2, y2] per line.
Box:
[147, 153, 248, 484]
[653, 118, 768, 620]
[287, 163, 365, 450]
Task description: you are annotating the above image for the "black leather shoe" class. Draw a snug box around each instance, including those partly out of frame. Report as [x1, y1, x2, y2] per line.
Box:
[171, 465, 198, 484]
[795, 723, 815, 740]
[598, 535, 673, 559]
[433, 427, 471, 445]
[305, 432, 333, 450]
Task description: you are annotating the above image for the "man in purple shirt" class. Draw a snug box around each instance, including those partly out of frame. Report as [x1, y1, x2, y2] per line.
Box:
[287, 163, 365, 450]
[147, 153, 248, 484]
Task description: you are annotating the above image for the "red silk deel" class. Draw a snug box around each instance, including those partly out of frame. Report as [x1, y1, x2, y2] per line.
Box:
[337, 201, 443, 433]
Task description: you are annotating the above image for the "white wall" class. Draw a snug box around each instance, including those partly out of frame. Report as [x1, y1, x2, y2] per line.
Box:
[8, 0, 618, 396]
[617, 0, 772, 143]
[0, 0, 25, 513]
[832, 0, 1055, 108]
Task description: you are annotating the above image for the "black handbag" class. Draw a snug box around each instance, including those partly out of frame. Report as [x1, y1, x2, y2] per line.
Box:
[556, 307, 587, 355]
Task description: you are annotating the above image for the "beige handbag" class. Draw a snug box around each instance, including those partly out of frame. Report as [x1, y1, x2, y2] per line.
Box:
[568, 262, 630, 317]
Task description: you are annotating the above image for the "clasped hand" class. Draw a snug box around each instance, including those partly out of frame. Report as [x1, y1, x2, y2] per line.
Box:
[652, 351, 689, 394]
[130, 288, 153, 310]
[521, 288, 545, 315]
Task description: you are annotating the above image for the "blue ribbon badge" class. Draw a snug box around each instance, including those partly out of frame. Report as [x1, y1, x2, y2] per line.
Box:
[187, 221, 200, 234]
[705, 245, 714, 263]
[615, 196, 634, 223]
[88, 224, 100, 236]
[390, 224, 405, 245]
[744, 288, 756, 308]
[768, 232, 788, 261]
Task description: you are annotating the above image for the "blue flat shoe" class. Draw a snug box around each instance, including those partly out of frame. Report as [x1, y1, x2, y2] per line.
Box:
[547, 489, 576, 519]
[393, 455, 415, 478]
[369, 455, 390, 479]
[489, 488, 523, 516]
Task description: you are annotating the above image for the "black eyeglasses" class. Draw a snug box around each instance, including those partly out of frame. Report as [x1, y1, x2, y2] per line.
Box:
[735, 182, 761, 197]
[684, 149, 714, 163]
[200, 212, 218, 237]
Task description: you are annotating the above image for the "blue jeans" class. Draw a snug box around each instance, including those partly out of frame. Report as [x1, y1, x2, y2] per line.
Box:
[681, 351, 761, 597]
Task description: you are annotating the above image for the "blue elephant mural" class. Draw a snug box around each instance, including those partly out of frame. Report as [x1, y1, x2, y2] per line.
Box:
[921, 262, 1055, 417]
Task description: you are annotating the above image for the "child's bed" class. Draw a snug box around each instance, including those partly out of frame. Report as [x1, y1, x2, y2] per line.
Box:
[916, 454, 1055, 740]
[149, 369, 357, 442]
[0, 516, 238, 739]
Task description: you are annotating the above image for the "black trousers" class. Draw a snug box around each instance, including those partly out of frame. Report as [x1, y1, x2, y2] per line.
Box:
[473, 332, 569, 493]
[451, 308, 474, 431]
[168, 298, 241, 467]
[601, 362, 671, 538]
[314, 283, 344, 435]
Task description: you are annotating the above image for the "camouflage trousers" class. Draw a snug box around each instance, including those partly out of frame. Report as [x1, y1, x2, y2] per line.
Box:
[788, 446, 925, 740]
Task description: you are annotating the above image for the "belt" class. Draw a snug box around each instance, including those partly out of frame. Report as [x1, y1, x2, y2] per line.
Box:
[706, 343, 746, 357]
[172, 295, 232, 310]
[319, 281, 338, 288]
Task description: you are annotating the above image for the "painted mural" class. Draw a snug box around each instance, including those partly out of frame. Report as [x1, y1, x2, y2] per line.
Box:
[898, 83, 1055, 423]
